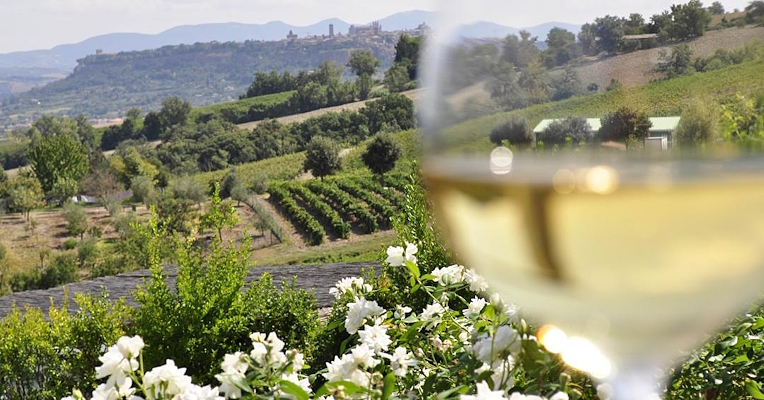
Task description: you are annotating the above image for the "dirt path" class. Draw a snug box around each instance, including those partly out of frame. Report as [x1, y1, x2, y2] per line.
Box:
[237, 89, 423, 131]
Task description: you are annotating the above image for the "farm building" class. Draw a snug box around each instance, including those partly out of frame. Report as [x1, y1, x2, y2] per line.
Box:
[532, 116, 681, 146]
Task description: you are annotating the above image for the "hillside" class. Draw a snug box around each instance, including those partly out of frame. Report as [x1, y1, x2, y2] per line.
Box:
[0, 37, 397, 126]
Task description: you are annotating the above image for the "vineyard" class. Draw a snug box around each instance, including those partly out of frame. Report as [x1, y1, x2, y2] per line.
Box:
[190, 91, 296, 124]
[267, 175, 407, 246]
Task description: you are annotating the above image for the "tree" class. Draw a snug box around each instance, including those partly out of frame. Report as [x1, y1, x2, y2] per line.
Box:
[708, 1, 725, 14]
[362, 134, 402, 180]
[63, 203, 89, 240]
[202, 183, 239, 242]
[657, 44, 695, 77]
[169, 176, 206, 207]
[551, 67, 583, 101]
[27, 133, 89, 193]
[303, 136, 341, 180]
[669, 0, 712, 40]
[598, 107, 653, 143]
[578, 23, 598, 56]
[675, 99, 719, 145]
[158, 96, 192, 134]
[394, 34, 421, 80]
[51, 177, 79, 205]
[4, 172, 43, 220]
[220, 168, 242, 199]
[489, 116, 534, 146]
[538, 117, 593, 145]
[0, 168, 7, 186]
[347, 50, 381, 77]
[79, 167, 124, 204]
[746, 1, 764, 22]
[594, 16, 626, 54]
[130, 175, 157, 205]
[501, 31, 540, 68]
[543, 28, 580, 68]
[384, 64, 411, 93]
[142, 111, 162, 141]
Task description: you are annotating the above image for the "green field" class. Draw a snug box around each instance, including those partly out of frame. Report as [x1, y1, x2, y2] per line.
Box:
[190, 91, 295, 124]
[444, 59, 764, 153]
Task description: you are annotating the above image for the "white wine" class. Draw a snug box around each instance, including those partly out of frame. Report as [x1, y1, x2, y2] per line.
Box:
[426, 156, 764, 363]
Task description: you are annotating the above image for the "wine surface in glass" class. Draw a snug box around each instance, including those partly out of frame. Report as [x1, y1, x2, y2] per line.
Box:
[426, 156, 764, 363]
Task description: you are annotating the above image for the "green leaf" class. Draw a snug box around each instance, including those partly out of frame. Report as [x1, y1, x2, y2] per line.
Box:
[279, 380, 310, 400]
[436, 385, 469, 399]
[326, 319, 342, 331]
[316, 380, 367, 397]
[382, 372, 396, 399]
[406, 260, 420, 279]
[747, 380, 764, 399]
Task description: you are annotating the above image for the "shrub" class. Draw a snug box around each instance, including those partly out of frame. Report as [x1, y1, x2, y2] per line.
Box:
[63, 203, 88, 240]
[675, 99, 719, 145]
[62, 238, 79, 251]
[489, 116, 534, 146]
[77, 239, 100, 270]
[130, 175, 156, 205]
[538, 116, 593, 146]
[131, 214, 319, 382]
[39, 252, 77, 289]
[0, 293, 129, 399]
[598, 107, 652, 143]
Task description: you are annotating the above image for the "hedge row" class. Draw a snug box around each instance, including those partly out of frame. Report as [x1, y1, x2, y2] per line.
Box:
[355, 178, 406, 208]
[306, 181, 379, 234]
[334, 179, 397, 227]
[268, 184, 325, 245]
[287, 183, 350, 239]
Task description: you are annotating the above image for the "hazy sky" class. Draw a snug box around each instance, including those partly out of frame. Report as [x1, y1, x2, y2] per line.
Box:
[0, 0, 753, 54]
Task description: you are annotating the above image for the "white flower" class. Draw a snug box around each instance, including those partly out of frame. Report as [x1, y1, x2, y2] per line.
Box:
[596, 383, 614, 400]
[473, 326, 521, 364]
[549, 392, 569, 400]
[250, 342, 268, 365]
[404, 242, 418, 263]
[385, 246, 405, 266]
[144, 359, 193, 396]
[330, 277, 372, 299]
[281, 372, 312, 394]
[493, 326, 521, 355]
[115, 336, 145, 359]
[420, 302, 446, 330]
[351, 344, 381, 368]
[489, 356, 515, 389]
[324, 354, 370, 387]
[460, 381, 508, 399]
[216, 371, 246, 399]
[463, 297, 487, 318]
[382, 347, 417, 377]
[95, 345, 138, 386]
[358, 324, 392, 353]
[345, 297, 386, 334]
[220, 352, 248, 375]
[431, 264, 465, 286]
[465, 269, 489, 292]
[394, 305, 413, 319]
[249, 332, 267, 342]
[288, 349, 305, 371]
[508, 394, 544, 400]
[176, 385, 224, 400]
[91, 375, 135, 400]
[385, 242, 418, 266]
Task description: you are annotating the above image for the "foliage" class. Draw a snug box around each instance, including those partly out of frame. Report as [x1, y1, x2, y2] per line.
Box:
[39, 252, 78, 289]
[63, 203, 89, 239]
[598, 107, 652, 142]
[334, 179, 397, 228]
[362, 134, 402, 177]
[348, 50, 381, 100]
[393, 34, 421, 80]
[306, 180, 379, 234]
[748, 1, 764, 22]
[157, 96, 192, 136]
[27, 133, 89, 193]
[657, 44, 696, 78]
[129, 175, 156, 205]
[220, 168, 243, 200]
[201, 183, 239, 241]
[131, 213, 319, 382]
[286, 182, 350, 239]
[304, 136, 342, 180]
[51, 177, 79, 205]
[708, 1, 725, 14]
[675, 99, 720, 145]
[169, 175, 207, 205]
[78, 167, 124, 203]
[269, 184, 326, 245]
[720, 94, 764, 141]
[667, 0, 712, 41]
[542, 28, 582, 68]
[539, 117, 593, 146]
[1, 171, 44, 219]
[192, 91, 295, 125]
[0, 294, 129, 400]
[490, 116, 533, 146]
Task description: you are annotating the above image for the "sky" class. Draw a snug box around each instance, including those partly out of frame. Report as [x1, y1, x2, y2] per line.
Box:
[0, 0, 753, 54]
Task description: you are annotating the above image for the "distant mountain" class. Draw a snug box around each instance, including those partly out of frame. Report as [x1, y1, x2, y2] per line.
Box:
[0, 10, 580, 72]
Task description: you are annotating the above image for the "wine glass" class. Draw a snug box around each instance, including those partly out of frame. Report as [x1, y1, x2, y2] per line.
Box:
[420, 1, 764, 398]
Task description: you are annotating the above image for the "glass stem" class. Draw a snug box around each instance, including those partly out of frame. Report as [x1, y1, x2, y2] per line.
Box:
[611, 363, 662, 400]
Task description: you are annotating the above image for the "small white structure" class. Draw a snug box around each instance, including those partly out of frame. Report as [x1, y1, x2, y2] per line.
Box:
[532, 116, 681, 147]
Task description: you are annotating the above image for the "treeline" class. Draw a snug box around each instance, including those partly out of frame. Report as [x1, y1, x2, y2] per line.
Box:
[154, 93, 414, 175]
